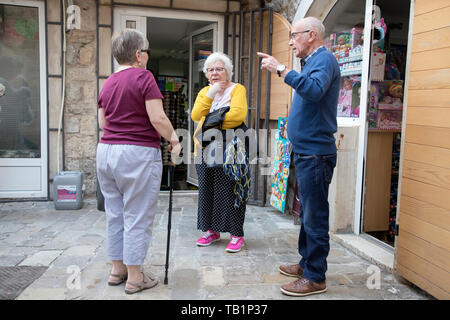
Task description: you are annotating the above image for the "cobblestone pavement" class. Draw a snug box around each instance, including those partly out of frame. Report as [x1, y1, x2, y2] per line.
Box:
[0, 195, 432, 300]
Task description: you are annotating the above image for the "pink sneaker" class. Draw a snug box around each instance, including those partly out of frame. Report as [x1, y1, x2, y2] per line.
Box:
[196, 230, 220, 246]
[226, 236, 244, 252]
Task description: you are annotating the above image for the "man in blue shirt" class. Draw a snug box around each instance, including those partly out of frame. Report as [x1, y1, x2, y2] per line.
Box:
[258, 16, 340, 297]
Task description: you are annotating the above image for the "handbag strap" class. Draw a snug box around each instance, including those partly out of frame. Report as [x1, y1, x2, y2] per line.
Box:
[193, 116, 206, 156]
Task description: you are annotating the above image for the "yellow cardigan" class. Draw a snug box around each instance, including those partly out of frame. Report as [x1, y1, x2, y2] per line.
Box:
[191, 83, 248, 129]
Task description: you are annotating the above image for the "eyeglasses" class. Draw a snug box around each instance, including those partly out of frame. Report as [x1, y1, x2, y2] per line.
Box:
[206, 67, 225, 73]
[140, 49, 150, 55]
[289, 30, 311, 40]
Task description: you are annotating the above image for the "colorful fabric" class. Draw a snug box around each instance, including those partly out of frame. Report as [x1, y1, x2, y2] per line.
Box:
[223, 136, 251, 208]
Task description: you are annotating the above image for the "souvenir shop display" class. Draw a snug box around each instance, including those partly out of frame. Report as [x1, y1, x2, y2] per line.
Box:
[371, 52, 386, 81]
[270, 117, 291, 213]
[326, 16, 389, 118]
[326, 27, 364, 78]
[388, 133, 401, 243]
[351, 81, 361, 118]
[337, 77, 353, 117]
[368, 84, 379, 128]
[375, 80, 403, 130]
[337, 76, 361, 118]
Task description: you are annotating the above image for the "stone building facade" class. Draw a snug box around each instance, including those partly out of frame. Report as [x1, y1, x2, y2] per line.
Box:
[55, 0, 299, 198]
[0, 0, 300, 199]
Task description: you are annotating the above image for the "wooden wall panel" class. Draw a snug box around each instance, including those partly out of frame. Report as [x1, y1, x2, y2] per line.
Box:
[397, 247, 450, 290]
[400, 195, 450, 232]
[414, 0, 450, 16]
[396, 253, 450, 300]
[399, 212, 450, 251]
[402, 159, 450, 190]
[363, 132, 392, 232]
[398, 230, 450, 277]
[411, 27, 450, 53]
[409, 47, 450, 71]
[404, 127, 450, 149]
[412, 5, 450, 34]
[403, 142, 450, 169]
[401, 178, 450, 211]
[409, 68, 450, 90]
[406, 107, 450, 127]
[257, 12, 292, 120]
[398, 2, 450, 299]
[407, 89, 450, 107]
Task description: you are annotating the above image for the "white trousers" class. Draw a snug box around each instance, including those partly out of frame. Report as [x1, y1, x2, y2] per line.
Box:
[96, 143, 162, 266]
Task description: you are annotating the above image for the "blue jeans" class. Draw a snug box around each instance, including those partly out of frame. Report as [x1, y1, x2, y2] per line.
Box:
[293, 153, 337, 283]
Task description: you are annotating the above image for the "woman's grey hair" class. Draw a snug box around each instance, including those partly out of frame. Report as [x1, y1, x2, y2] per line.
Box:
[302, 17, 325, 40]
[112, 28, 149, 65]
[203, 52, 234, 82]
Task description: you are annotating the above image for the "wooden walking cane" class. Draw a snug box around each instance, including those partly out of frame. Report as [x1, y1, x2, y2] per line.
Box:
[164, 164, 175, 285]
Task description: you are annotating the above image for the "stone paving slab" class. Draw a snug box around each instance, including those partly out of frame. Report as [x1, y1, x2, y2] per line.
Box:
[0, 197, 433, 300]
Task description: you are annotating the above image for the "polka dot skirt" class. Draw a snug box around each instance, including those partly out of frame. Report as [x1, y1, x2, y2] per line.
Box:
[195, 162, 246, 237]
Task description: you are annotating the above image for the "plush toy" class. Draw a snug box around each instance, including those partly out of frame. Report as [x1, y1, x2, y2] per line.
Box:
[373, 18, 387, 52]
[372, 5, 387, 52]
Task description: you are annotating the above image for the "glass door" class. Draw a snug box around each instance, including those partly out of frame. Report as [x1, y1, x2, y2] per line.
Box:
[0, 1, 47, 198]
[187, 24, 217, 186]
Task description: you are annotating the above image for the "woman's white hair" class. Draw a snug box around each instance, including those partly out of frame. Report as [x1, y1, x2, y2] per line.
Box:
[202, 52, 234, 82]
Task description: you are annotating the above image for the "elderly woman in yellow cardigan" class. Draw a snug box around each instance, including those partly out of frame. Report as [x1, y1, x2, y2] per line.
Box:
[191, 52, 249, 253]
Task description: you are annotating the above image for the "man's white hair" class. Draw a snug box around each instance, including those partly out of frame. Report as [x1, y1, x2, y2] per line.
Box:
[301, 17, 325, 40]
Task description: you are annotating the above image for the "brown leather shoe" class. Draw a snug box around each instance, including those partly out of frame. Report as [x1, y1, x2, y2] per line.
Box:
[278, 264, 304, 278]
[280, 278, 327, 297]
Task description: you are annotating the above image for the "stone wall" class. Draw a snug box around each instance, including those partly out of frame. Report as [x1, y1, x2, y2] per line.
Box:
[264, 0, 303, 23]
[57, 0, 301, 198]
[63, 0, 98, 196]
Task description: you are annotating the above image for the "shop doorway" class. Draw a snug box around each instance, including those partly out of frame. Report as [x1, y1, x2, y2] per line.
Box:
[145, 19, 216, 190]
[322, 0, 411, 246]
[114, 8, 222, 191]
[362, 0, 411, 246]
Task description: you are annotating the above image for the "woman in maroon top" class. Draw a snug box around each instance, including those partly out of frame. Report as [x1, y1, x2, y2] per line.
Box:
[96, 28, 181, 294]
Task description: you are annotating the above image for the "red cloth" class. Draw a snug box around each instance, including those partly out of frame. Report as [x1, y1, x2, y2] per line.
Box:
[98, 68, 164, 148]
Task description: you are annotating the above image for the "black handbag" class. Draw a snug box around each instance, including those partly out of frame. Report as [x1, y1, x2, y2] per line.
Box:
[196, 106, 230, 150]
[203, 106, 230, 130]
[197, 106, 228, 167]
